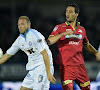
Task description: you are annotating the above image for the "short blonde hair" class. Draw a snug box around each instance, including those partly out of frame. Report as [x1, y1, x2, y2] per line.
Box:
[18, 16, 31, 24]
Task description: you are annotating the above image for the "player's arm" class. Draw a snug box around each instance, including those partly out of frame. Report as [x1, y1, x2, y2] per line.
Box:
[47, 30, 73, 45]
[0, 53, 12, 65]
[41, 49, 56, 84]
[47, 34, 64, 45]
[0, 37, 20, 65]
[84, 43, 100, 61]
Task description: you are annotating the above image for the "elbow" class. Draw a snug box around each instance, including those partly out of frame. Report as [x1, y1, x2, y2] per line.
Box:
[46, 39, 52, 45]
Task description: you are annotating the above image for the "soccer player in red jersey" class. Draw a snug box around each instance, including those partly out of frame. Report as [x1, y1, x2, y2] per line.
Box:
[47, 4, 100, 90]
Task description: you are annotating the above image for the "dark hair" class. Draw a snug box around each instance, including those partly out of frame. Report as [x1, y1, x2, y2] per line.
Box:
[67, 4, 79, 13]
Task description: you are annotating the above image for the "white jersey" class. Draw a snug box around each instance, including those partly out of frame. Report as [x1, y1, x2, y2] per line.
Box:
[7, 29, 53, 70]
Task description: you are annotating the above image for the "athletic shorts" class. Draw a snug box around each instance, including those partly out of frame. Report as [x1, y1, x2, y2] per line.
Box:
[59, 64, 90, 90]
[21, 64, 54, 90]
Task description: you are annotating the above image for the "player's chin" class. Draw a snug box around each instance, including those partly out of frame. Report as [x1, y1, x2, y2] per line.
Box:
[20, 32, 23, 34]
[67, 19, 71, 22]
[20, 31, 24, 34]
[67, 20, 73, 23]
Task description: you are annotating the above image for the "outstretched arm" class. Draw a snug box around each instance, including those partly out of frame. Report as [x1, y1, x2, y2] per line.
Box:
[0, 53, 12, 64]
[47, 30, 73, 45]
[84, 43, 100, 61]
[41, 49, 56, 84]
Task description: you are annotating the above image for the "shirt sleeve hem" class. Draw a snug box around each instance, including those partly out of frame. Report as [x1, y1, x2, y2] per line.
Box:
[83, 41, 89, 45]
[49, 35, 55, 36]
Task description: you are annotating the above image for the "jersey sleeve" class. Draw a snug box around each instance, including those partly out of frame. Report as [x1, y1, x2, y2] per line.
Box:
[50, 25, 60, 36]
[31, 30, 46, 52]
[37, 38, 47, 52]
[7, 38, 20, 55]
[83, 29, 89, 44]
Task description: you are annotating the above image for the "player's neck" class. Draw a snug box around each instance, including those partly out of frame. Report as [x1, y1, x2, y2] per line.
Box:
[69, 20, 77, 28]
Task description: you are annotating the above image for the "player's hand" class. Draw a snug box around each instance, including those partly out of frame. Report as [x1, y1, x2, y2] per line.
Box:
[95, 52, 100, 61]
[62, 30, 73, 36]
[47, 72, 56, 84]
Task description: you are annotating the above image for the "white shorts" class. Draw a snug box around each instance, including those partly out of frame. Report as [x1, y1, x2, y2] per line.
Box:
[21, 64, 54, 90]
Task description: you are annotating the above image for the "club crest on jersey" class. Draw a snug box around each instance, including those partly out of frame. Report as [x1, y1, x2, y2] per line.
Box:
[66, 29, 72, 31]
[78, 29, 82, 33]
[29, 41, 32, 46]
[38, 75, 43, 83]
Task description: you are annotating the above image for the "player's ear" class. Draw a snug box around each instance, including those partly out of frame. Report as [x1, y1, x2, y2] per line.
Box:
[76, 13, 79, 17]
[28, 22, 31, 28]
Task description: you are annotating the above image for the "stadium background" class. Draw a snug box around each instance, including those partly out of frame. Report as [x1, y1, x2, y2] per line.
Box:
[0, 0, 100, 89]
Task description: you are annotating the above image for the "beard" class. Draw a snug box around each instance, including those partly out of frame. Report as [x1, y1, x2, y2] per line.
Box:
[66, 16, 76, 23]
[67, 21, 73, 23]
[67, 20, 74, 23]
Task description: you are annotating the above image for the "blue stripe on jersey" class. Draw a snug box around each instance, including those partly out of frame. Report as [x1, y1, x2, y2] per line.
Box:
[20, 34, 24, 38]
[20, 34, 27, 41]
[24, 29, 31, 41]
[20, 29, 31, 41]
[30, 29, 44, 49]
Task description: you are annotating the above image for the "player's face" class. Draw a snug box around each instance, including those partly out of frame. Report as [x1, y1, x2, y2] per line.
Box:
[66, 6, 78, 22]
[18, 19, 30, 34]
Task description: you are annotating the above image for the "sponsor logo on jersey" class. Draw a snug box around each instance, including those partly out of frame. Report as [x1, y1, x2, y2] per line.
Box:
[78, 29, 82, 33]
[66, 29, 72, 31]
[69, 41, 80, 45]
[26, 47, 36, 54]
[38, 75, 43, 83]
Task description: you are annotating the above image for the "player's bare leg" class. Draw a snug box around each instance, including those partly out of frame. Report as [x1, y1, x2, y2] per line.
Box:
[20, 86, 32, 90]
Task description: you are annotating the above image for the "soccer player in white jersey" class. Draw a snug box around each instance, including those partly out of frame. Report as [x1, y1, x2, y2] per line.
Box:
[0, 16, 56, 90]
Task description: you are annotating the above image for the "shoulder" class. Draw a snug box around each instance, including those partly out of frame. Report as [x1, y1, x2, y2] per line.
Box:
[29, 29, 45, 39]
[11, 36, 20, 46]
[79, 25, 86, 31]
[78, 25, 87, 35]
[29, 29, 40, 34]
[16, 36, 21, 41]
[56, 23, 66, 28]
[53, 23, 66, 31]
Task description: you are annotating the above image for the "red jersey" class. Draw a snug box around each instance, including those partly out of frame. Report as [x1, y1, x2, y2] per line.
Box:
[50, 22, 89, 66]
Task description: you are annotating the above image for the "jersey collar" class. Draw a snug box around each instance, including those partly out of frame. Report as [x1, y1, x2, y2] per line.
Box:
[65, 21, 80, 31]
[20, 29, 32, 42]
[20, 28, 32, 37]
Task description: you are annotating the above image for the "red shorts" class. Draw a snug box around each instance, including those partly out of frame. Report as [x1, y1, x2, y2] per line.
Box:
[59, 65, 90, 90]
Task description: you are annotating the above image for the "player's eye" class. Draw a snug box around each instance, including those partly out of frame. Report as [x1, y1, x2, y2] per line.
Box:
[21, 23, 25, 25]
[69, 10, 73, 13]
